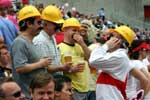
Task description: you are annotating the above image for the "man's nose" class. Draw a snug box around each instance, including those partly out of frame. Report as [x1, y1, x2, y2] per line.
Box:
[20, 92, 25, 100]
[42, 93, 49, 100]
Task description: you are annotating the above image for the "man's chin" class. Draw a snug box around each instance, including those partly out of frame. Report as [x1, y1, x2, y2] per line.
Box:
[35, 29, 42, 36]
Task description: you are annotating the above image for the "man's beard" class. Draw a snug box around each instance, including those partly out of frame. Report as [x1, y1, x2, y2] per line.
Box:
[35, 27, 43, 36]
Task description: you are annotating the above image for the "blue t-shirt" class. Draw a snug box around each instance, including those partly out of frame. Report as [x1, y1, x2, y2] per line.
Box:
[0, 17, 18, 50]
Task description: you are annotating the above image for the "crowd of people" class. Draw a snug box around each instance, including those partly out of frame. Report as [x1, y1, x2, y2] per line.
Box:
[0, 0, 150, 100]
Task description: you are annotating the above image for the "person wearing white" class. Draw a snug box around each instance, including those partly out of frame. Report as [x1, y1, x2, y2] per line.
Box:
[89, 25, 134, 100]
[127, 40, 150, 100]
[89, 26, 150, 100]
[90, 42, 133, 100]
[126, 60, 148, 99]
[143, 58, 150, 71]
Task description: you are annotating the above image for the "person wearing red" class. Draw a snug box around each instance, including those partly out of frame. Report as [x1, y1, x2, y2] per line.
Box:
[54, 32, 64, 44]
[89, 26, 140, 100]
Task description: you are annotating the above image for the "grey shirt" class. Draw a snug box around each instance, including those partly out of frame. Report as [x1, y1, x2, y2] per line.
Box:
[11, 35, 45, 100]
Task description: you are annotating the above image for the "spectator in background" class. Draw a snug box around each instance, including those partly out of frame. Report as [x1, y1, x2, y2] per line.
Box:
[81, 19, 97, 43]
[0, 44, 11, 69]
[30, 72, 55, 100]
[127, 40, 150, 99]
[0, 77, 25, 100]
[0, 0, 19, 29]
[143, 39, 150, 72]
[79, 25, 92, 46]
[54, 75, 73, 100]
[0, 43, 11, 77]
[54, 31, 64, 44]
[98, 8, 105, 21]
[0, 5, 18, 50]
[36, 3, 44, 13]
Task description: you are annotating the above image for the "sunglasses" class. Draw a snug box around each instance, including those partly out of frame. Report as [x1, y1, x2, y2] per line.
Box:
[6, 91, 22, 98]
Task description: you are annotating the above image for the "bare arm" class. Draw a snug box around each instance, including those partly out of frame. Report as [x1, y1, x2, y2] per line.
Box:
[130, 68, 150, 96]
[141, 68, 150, 81]
[47, 62, 72, 72]
[73, 34, 91, 60]
[140, 68, 150, 95]
[16, 58, 51, 73]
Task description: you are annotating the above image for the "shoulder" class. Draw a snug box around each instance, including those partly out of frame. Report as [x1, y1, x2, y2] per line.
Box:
[58, 42, 66, 47]
[1, 17, 14, 26]
[115, 49, 128, 56]
[130, 60, 145, 69]
[12, 36, 28, 48]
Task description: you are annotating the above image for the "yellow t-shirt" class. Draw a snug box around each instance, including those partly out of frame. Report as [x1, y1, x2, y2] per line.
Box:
[58, 42, 91, 92]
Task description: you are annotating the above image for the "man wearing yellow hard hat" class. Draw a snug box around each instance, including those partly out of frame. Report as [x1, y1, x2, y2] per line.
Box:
[11, 5, 51, 100]
[58, 18, 95, 100]
[33, 5, 72, 75]
[89, 25, 136, 100]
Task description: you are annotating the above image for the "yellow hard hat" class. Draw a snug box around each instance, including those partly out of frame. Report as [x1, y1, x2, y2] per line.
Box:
[62, 18, 81, 30]
[41, 5, 64, 24]
[113, 25, 135, 46]
[18, 5, 41, 22]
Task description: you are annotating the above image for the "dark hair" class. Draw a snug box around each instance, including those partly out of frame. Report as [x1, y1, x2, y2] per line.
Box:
[0, 6, 3, 11]
[129, 40, 144, 59]
[145, 39, 150, 44]
[54, 75, 71, 92]
[30, 72, 54, 92]
[19, 17, 35, 32]
[95, 37, 106, 44]
[67, 11, 72, 18]
[120, 40, 129, 49]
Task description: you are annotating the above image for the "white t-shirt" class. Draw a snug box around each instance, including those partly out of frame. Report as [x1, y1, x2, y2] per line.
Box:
[143, 58, 149, 71]
[89, 44, 133, 100]
[126, 60, 146, 99]
[142, 58, 150, 100]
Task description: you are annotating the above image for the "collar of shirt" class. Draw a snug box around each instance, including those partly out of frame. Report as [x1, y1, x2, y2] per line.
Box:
[41, 30, 54, 40]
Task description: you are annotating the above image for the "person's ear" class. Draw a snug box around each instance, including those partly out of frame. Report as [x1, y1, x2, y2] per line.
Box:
[26, 21, 33, 28]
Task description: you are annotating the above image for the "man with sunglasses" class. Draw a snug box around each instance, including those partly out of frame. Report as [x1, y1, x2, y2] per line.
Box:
[0, 77, 25, 100]
[11, 5, 51, 100]
[33, 5, 72, 75]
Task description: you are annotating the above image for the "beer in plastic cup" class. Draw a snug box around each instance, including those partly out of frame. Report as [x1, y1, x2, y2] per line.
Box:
[78, 60, 85, 71]
[64, 53, 72, 63]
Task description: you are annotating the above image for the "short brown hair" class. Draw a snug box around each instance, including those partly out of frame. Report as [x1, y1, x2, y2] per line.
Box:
[0, 44, 7, 50]
[30, 72, 54, 92]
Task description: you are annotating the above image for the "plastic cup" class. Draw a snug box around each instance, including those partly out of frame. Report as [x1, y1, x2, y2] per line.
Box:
[64, 53, 72, 63]
[78, 60, 85, 70]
